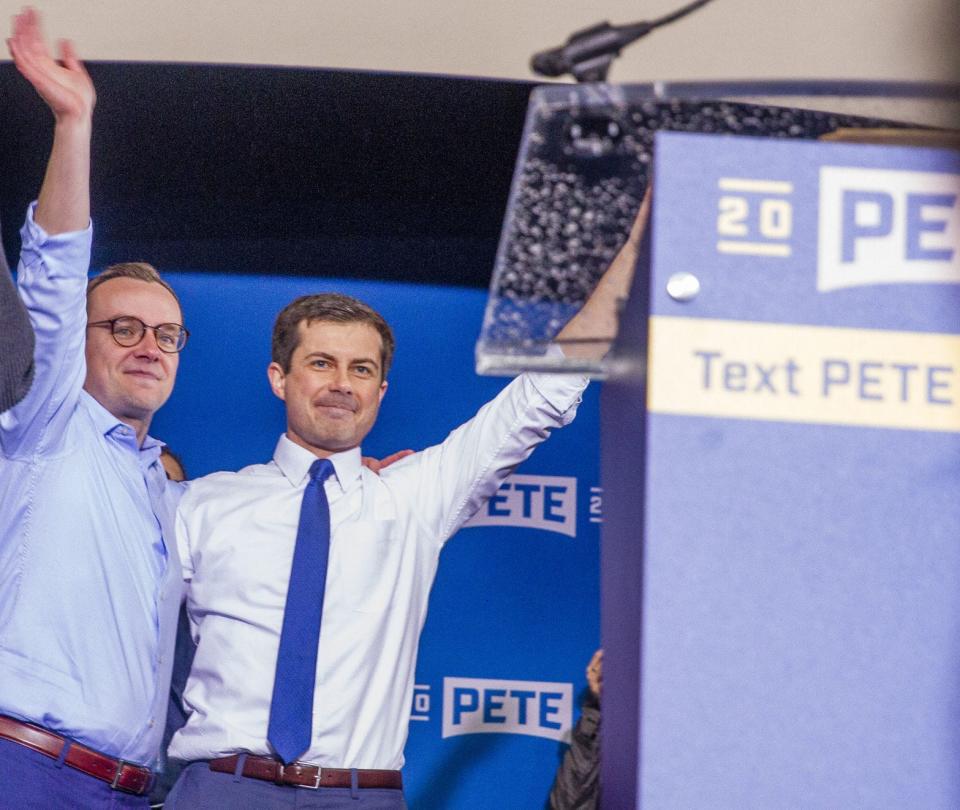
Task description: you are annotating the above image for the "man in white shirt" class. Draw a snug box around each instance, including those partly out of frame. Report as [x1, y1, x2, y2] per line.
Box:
[165, 185, 646, 810]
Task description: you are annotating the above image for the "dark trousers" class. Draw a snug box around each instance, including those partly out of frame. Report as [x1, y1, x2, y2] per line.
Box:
[0, 738, 149, 810]
[164, 761, 407, 809]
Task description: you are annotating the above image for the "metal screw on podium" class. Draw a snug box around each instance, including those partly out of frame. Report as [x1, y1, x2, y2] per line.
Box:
[666, 272, 700, 302]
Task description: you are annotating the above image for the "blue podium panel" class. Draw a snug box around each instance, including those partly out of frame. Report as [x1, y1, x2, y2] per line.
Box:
[637, 133, 960, 807]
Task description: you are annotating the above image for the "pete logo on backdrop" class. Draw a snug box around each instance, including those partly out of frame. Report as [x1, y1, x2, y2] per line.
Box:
[464, 474, 577, 538]
[410, 684, 432, 723]
[441, 677, 572, 742]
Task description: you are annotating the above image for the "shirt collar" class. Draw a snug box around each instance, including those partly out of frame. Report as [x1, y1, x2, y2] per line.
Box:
[273, 434, 361, 494]
[80, 390, 164, 458]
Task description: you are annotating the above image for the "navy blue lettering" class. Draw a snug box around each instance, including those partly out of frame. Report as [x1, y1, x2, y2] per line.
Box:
[452, 688, 479, 724]
[483, 689, 507, 723]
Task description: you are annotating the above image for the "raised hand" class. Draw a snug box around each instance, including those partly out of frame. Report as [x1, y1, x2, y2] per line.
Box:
[7, 7, 95, 123]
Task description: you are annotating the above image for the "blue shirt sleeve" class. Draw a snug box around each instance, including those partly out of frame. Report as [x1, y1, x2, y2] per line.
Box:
[0, 203, 93, 457]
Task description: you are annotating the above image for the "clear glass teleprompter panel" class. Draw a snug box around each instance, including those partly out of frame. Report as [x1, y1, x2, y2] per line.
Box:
[474, 81, 960, 377]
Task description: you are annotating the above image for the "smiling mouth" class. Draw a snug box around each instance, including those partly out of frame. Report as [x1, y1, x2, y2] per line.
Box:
[125, 370, 161, 381]
[316, 403, 355, 416]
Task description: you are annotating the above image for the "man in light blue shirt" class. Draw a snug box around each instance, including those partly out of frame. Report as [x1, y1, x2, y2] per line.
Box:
[0, 10, 186, 807]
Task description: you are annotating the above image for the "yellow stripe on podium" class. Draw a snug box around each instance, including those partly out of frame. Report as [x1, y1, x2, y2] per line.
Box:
[647, 316, 960, 433]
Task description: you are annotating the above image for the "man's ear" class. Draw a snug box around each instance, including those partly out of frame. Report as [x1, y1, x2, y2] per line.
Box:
[267, 362, 286, 401]
[378, 379, 388, 404]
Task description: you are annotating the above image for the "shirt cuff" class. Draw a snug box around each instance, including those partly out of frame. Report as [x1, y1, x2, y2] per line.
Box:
[525, 345, 590, 417]
[19, 201, 93, 279]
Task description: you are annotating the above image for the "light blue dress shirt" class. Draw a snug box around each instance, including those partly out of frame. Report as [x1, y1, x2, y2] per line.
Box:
[0, 204, 183, 766]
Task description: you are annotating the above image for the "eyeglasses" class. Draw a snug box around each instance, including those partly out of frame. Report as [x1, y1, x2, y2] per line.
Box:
[87, 316, 190, 353]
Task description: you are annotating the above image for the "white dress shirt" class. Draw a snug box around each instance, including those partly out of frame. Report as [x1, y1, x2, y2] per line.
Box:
[169, 370, 587, 769]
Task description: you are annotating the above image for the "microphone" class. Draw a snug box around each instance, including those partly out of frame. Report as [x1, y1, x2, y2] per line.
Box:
[531, 21, 654, 79]
[531, 0, 718, 82]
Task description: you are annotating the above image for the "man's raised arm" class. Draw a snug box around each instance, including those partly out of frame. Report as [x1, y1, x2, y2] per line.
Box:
[1, 8, 94, 451]
[0, 6, 92, 414]
[8, 7, 94, 234]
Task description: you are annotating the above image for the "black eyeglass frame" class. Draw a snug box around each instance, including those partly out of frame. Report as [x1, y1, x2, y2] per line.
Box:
[87, 316, 191, 354]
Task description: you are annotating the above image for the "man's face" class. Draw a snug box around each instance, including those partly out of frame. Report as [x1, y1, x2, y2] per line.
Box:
[268, 320, 388, 457]
[84, 277, 181, 426]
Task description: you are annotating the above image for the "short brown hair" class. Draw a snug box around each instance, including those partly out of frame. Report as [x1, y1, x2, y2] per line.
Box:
[87, 262, 182, 318]
[272, 293, 395, 378]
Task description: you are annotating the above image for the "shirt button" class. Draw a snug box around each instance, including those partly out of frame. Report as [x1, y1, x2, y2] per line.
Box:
[149, 720, 155, 728]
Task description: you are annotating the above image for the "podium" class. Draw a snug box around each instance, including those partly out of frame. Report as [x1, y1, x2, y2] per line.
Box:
[477, 82, 960, 807]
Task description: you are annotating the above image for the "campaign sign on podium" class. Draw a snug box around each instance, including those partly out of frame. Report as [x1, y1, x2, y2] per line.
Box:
[603, 131, 960, 807]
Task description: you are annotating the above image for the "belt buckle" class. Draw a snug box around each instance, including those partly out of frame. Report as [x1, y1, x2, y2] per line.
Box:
[293, 767, 322, 790]
[110, 760, 143, 794]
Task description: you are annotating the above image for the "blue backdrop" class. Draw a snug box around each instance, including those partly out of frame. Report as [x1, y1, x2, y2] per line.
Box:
[150, 272, 601, 809]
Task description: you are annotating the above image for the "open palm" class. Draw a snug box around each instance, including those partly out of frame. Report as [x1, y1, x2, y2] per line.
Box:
[7, 7, 95, 121]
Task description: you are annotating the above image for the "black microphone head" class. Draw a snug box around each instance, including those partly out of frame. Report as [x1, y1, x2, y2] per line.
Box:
[531, 49, 568, 78]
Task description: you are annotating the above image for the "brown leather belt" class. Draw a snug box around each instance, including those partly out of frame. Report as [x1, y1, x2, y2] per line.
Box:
[0, 715, 154, 795]
[209, 754, 403, 790]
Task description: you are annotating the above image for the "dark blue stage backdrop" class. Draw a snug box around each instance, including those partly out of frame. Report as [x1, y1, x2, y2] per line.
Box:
[150, 272, 601, 809]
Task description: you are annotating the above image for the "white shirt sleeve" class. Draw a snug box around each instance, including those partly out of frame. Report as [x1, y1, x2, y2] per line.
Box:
[395, 370, 588, 545]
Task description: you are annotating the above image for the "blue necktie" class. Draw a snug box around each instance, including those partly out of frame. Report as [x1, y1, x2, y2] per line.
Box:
[267, 457, 335, 764]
